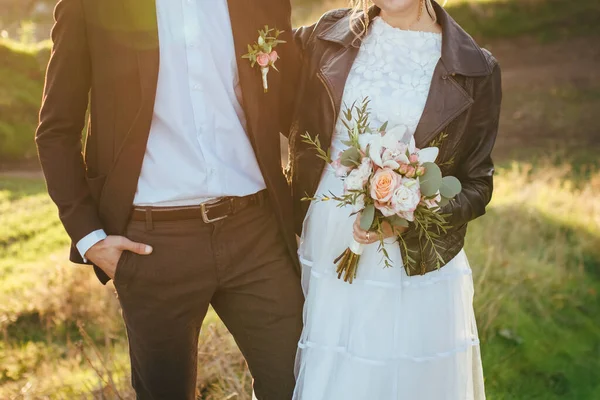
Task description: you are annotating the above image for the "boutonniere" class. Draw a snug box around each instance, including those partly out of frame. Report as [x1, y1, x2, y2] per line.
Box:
[242, 26, 286, 93]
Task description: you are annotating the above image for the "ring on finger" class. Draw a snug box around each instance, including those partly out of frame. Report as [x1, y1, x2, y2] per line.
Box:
[366, 232, 370, 241]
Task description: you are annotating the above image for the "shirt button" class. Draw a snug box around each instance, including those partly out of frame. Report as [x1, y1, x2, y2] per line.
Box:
[192, 84, 201, 91]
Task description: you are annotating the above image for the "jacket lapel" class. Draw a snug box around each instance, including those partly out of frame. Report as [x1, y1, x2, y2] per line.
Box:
[107, 0, 159, 158]
[412, 1, 491, 148]
[227, 0, 271, 149]
[99, 0, 159, 227]
[317, 7, 377, 139]
[413, 61, 473, 148]
[318, 46, 361, 135]
[125, 0, 159, 143]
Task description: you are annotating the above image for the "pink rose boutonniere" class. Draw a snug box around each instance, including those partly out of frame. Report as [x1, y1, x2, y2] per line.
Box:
[242, 26, 286, 93]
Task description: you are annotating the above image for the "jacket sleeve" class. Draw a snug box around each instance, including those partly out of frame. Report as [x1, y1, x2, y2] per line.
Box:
[442, 63, 502, 228]
[35, 0, 104, 250]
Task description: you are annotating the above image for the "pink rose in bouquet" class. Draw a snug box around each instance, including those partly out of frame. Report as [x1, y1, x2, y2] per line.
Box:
[370, 168, 399, 204]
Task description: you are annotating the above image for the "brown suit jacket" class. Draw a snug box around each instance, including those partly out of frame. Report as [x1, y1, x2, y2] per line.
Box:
[36, 0, 300, 283]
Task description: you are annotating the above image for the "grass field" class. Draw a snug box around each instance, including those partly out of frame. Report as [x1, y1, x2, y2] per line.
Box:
[2, 156, 599, 399]
[1, 0, 600, 398]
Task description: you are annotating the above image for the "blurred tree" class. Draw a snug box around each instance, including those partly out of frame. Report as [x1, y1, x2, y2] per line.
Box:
[0, 0, 53, 40]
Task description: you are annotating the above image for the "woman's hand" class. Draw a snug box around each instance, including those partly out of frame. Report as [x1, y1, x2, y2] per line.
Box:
[353, 214, 408, 245]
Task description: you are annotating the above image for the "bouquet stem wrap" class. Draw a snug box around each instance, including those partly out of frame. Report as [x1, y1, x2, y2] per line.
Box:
[335, 239, 364, 284]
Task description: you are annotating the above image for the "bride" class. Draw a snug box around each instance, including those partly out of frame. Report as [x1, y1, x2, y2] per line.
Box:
[288, 0, 502, 399]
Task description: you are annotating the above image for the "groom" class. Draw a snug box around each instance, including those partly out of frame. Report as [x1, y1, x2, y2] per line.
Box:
[36, 0, 303, 398]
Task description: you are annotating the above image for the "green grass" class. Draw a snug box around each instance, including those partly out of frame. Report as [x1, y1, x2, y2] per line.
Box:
[1, 156, 599, 398]
[1, 0, 599, 397]
[467, 160, 600, 399]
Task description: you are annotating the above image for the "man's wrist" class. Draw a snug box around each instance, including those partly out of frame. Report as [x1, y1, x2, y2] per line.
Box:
[76, 229, 107, 262]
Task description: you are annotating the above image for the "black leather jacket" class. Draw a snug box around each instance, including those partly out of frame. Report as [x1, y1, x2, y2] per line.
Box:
[287, 3, 502, 276]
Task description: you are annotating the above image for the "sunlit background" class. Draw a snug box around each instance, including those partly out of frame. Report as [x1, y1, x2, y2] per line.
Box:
[0, 0, 599, 399]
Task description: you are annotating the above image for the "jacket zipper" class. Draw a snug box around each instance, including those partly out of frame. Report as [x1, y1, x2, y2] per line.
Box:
[317, 71, 338, 141]
[310, 71, 338, 197]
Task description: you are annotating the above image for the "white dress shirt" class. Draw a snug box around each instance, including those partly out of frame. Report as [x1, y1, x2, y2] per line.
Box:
[77, 0, 266, 259]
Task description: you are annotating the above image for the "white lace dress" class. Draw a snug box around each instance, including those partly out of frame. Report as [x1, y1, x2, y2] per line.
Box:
[293, 18, 485, 400]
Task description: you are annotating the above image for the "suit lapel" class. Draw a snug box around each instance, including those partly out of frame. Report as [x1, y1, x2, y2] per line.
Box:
[227, 1, 263, 145]
[113, 0, 159, 154]
[413, 60, 473, 148]
[99, 0, 159, 225]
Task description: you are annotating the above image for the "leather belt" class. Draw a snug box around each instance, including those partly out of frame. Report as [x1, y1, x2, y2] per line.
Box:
[131, 190, 268, 224]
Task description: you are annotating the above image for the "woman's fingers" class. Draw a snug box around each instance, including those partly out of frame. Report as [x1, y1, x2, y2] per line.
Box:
[353, 216, 368, 243]
[353, 215, 404, 245]
[353, 215, 378, 244]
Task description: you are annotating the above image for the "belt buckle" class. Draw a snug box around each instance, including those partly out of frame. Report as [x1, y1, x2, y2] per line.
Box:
[200, 200, 230, 224]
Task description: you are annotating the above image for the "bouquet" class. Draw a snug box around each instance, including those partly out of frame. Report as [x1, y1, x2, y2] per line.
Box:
[301, 98, 462, 283]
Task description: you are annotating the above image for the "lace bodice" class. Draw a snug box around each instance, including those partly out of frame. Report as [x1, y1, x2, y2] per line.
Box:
[332, 17, 442, 152]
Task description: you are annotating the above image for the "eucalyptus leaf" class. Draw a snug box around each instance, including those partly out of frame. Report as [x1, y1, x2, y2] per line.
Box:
[360, 204, 375, 231]
[438, 196, 450, 207]
[388, 215, 409, 228]
[440, 176, 462, 198]
[419, 162, 442, 197]
[340, 147, 361, 167]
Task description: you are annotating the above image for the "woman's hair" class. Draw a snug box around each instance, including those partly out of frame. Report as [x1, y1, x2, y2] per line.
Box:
[349, 0, 444, 38]
[349, 0, 371, 39]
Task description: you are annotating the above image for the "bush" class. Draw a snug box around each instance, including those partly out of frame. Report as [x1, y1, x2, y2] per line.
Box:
[0, 40, 49, 163]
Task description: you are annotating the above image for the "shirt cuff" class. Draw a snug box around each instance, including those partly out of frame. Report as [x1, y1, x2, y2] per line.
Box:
[76, 229, 107, 262]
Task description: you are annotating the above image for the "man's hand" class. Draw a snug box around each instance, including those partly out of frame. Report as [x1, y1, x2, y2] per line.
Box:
[353, 214, 408, 245]
[85, 236, 153, 280]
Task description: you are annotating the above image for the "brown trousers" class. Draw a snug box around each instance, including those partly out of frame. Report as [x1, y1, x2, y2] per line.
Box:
[114, 200, 304, 399]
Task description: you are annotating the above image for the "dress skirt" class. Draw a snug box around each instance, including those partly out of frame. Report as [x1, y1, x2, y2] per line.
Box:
[293, 167, 486, 400]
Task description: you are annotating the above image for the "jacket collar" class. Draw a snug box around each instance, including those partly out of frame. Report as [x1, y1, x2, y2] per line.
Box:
[317, 1, 492, 77]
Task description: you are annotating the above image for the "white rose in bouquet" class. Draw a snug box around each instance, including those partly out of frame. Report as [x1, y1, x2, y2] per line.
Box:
[390, 178, 421, 221]
[344, 157, 373, 192]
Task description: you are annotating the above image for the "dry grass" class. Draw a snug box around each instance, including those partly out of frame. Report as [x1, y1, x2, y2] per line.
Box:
[1, 157, 599, 399]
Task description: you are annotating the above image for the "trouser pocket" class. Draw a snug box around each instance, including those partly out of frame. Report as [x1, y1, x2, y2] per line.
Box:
[114, 250, 136, 288]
